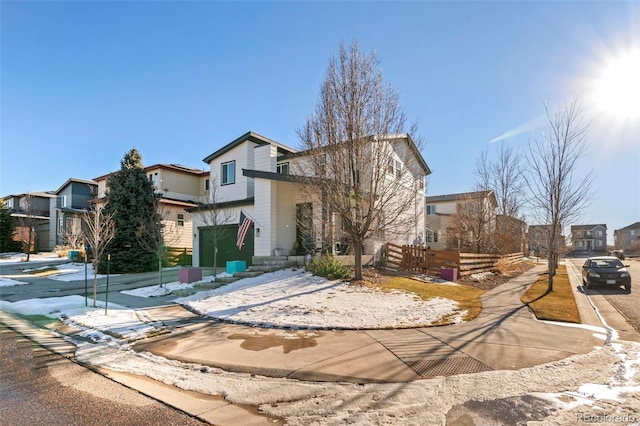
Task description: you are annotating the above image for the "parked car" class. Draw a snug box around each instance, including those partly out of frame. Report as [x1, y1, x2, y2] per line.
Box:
[609, 250, 625, 260]
[582, 256, 631, 292]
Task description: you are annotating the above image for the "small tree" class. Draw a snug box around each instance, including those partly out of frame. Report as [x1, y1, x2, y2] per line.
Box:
[196, 177, 233, 281]
[61, 217, 85, 250]
[0, 201, 20, 253]
[83, 204, 115, 308]
[526, 100, 594, 291]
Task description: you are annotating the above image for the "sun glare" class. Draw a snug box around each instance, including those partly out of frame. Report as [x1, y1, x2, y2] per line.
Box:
[593, 50, 640, 120]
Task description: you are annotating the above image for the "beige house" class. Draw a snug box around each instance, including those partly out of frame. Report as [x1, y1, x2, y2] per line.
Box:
[424, 190, 498, 251]
[95, 163, 208, 262]
[614, 222, 640, 254]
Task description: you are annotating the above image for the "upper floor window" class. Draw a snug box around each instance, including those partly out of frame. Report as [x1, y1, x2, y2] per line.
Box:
[277, 162, 289, 175]
[148, 172, 159, 186]
[388, 159, 402, 178]
[221, 161, 235, 185]
[596, 230, 602, 237]
[426, 205, 436, 215]
[177, 213, 185, 227]
[204, 178, 210, 191]
[631, 230, 636, 236]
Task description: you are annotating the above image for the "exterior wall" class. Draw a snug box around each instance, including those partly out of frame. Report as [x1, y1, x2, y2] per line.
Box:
[159, 204, 194, 249]
[209, 142, 254, 202]
[614, 224, 640, 252]
[253, 179, 278, 256]
[149, 168, 202, 202]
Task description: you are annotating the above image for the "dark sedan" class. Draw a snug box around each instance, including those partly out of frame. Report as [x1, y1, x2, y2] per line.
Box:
[582, 256, 632, 292]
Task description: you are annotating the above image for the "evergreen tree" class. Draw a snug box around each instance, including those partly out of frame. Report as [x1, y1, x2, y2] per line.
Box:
[101, 148, 161, 273]
[0, 201, 20, 252]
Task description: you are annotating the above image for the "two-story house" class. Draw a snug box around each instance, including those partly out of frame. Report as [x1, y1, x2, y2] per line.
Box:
[424, 190, 498, 251]
[3, 192, 56, 252]
[50, 178, 98, 249]
[193, 131, 430, 268]
[570, 224, 607, 254]
[614, 222, 640, 254]
[95, 163, 208, 263]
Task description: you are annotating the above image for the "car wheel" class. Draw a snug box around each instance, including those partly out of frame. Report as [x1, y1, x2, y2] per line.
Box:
[625, 284, 631, 293]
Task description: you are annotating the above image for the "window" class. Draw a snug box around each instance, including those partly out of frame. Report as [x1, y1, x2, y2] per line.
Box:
[426, 205, 436, 215]
[433, 231, 439, 242]
[586, 230, 591, 236]
[60, 195, 67, 208]
[631, 230, 636, 236]
[388, 159, 402, 178]
[596, 230, 602, 237]
[277, 162, 289, 175]
[221, 161, 235, 185]
[596, 240, 603, 247]
[148, 172, 159, 186]
[387, 159, 395, 175]
[58, 218, 64, 235]
[396, 160, 402, 178]
[204, 178, 210, 191]
[426, 230, 433, 242]
[177, 214, 184, 227]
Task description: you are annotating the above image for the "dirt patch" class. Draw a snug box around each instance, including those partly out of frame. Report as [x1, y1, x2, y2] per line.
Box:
[457, 262, 537, 291]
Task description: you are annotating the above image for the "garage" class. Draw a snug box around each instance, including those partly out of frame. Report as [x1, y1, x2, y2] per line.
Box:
[199, 225, 254, 268]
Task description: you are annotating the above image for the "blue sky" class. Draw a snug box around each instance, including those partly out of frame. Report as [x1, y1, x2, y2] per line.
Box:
[1, 1, 639, 242]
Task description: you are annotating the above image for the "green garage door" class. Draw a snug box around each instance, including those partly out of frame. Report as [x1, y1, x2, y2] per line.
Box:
[199, 225, 254, 268]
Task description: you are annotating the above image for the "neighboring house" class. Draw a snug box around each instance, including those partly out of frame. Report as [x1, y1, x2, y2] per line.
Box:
[95, 163, 208, 260]
[50, 178, 97, 248]
[3, 192, 56, 251]
[424, 191, 498, 251]
[193, 131, 430, 268]
[570, 224, 607, 254]
[614, 222, 640, 254]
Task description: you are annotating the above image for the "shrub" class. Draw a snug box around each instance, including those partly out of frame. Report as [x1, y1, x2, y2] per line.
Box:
[307, 255, 351, 280]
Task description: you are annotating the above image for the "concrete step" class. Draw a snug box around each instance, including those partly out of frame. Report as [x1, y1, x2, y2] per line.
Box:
[233, 271, 264, 279]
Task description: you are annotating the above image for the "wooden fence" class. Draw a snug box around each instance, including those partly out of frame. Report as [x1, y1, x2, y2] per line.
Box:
[165, 247, 193, 267]
[386, 243, 523, 277]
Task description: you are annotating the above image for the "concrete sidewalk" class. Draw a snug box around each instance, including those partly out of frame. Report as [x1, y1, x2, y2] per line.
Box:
[133, 263, 628, 384]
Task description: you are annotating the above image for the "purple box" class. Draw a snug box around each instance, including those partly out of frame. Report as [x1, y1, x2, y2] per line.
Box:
[179, 267, 202, 284]
[440, 267, 458, 282]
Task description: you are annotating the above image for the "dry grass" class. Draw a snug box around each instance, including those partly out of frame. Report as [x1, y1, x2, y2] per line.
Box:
[520, 265, 581, 323]
[359, 275, 485, 324]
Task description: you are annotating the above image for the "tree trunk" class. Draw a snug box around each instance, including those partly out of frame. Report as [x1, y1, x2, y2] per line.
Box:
[547, 255, 554, 292]
[353, 239, 363, 281]
[212, 245, 218, 282]
[92, 261, 99, 308]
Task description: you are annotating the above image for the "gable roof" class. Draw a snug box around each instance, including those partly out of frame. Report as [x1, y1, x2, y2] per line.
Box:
[426, 190, 496, 205]
[284, 133, 431, 175]
[94, 163, 206, 182]
[617, 221, 640, 231]
[570, 224, 607, 231]
[54, 178, 97, 195]
[203, 131, 297, 164]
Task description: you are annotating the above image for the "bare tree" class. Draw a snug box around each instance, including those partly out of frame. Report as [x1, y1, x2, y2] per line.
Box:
[14, 193, 38, 261]
[526, 100, 595, 290]
[474, 143, 527, 253]
[61, 217, 85, 250]
[83, 204, 116, 308]
[136, 198, 182, 288]
[296, 41, 425, 281]
[196, 177, 234, 281]
[446, 191, 496, 253]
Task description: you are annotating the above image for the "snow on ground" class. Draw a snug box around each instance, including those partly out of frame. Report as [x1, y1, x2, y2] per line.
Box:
[2, 260, 640, 423]
[176, 269, 464, 329]
[0, 277, 28, 287]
